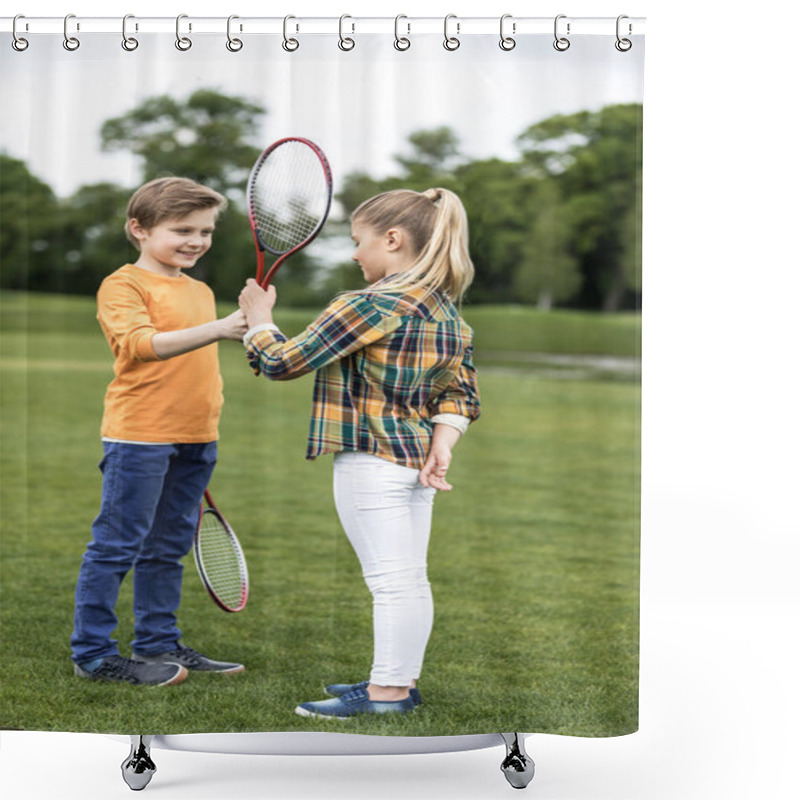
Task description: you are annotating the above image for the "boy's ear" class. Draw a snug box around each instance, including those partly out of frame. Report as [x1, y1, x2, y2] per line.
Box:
[128, 218, 147, 241]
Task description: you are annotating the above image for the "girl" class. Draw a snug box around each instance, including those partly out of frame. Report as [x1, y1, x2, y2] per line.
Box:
[239, 188, 481, 718]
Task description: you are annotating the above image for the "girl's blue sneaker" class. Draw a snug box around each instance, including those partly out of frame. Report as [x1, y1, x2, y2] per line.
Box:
[325, 680, 422, 706]
[296, 686, 416, 719]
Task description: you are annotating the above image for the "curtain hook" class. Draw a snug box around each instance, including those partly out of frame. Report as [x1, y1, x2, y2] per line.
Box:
[283, 15, 299, 51]
[122, 14, 139, 51]
[338, 14, 355, 51]
[394, 15, 411, 51]
[12, 14, 29, 51]
[499, 14, 516, 51]
[63, 13, 80, 51]
[226, 15, 243, 51]
[615, 15, 632, 51]
[443, 14, 460, 51]
[176, 14, 192, 51]
[554, 14, 571, 51]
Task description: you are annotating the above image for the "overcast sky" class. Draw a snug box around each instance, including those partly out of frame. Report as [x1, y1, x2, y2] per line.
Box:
[1, 31, 644, 198]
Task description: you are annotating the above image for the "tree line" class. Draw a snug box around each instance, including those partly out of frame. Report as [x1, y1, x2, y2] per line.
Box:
[1, 89, 641, 311]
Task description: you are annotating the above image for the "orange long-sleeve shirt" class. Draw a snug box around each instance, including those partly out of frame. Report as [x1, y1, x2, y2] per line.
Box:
[97, 264, 223, 443]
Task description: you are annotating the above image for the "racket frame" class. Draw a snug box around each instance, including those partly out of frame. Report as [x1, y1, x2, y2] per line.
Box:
[246, 136, 333, 288]
[193, 489, 249, 613]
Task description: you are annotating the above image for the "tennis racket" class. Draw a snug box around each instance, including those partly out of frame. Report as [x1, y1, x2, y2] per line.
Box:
[193, 490, 249, 613]
[246, 137, 333, 288]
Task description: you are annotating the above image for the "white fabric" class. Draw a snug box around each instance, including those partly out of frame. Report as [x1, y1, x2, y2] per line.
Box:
[332, 451, 436, 687]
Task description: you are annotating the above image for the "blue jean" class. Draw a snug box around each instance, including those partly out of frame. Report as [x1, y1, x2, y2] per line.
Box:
[70, 441, 217, 664]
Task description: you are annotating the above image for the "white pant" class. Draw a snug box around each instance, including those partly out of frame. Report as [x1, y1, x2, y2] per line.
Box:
[333, 452, 436, 687]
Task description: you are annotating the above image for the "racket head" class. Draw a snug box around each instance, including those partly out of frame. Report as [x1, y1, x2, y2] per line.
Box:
[194, 494, 249, 613]
[246, 137, 333, 284]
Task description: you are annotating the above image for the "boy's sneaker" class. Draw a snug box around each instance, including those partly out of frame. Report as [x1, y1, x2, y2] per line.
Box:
[296, 686, 416, 719]
[133, 642, 245, 673]
[74, 655, 188, 686]
[325, 680, 422, 706]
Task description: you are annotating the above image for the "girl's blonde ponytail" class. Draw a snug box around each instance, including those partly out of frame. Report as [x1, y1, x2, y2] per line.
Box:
[351, 188, 475, 302]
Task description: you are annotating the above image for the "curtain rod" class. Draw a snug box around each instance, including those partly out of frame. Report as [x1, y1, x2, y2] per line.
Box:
[2, 15, 646, 37]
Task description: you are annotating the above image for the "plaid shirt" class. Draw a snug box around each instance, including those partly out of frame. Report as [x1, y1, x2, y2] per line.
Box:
[246, 285, 481, 469]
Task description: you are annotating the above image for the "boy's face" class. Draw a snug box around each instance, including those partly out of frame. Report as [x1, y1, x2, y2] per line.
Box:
[129, 208, 218, 276]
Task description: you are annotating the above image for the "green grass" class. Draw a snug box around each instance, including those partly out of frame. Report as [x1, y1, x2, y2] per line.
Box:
[0, 292, 640, 737]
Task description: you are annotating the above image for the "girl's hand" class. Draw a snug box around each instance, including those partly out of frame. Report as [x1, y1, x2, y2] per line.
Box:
[420, 422, 464, 491]
[419, 442, 454, 491]
[239, 279, 277, 327]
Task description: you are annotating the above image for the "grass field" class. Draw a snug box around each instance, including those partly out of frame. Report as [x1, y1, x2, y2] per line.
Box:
[0, 292, 640, 737]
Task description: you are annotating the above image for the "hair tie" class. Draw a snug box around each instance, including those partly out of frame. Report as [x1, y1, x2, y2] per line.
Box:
[423, 188, 442, 203]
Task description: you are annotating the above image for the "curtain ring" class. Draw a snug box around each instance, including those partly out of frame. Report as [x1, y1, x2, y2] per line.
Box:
[394, 15, 411, 51]
[226, 15, 243, 51]
[282, 15, 299, 51]
[615, 15, 632, 51]
[553, 14, 571, 51]
[63, 13, 80, 51]
[443, 14, 460, 51]
[122, 14, 139, 51]
[338, 14, 355, 51]
[176, 14, 192, 51]
[499, 14, 516, 51]
[12, 15, 29, 51]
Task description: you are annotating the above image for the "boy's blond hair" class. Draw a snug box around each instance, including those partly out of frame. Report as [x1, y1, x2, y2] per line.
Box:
[125, 177, 228, 250]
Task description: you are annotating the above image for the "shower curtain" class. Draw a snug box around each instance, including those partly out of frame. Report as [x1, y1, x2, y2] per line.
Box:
[0, 16, 644, 740]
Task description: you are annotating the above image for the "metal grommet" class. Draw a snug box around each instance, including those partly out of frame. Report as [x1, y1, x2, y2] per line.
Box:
[122, 14, 139, 51]
[443, 14, 460, 51]
[615, 15, 632, 51]
[226, 15, 243, 52]
[12, 15, 29, 51]
[338, 14, 355, 51]
[63, 13, 80, 51]
[553, 14, 570, 51]
[176, 14, 192, 51]
[499, 14, 516, 51]
[394, 15, 411, 51]
[282, 15, 299, 51]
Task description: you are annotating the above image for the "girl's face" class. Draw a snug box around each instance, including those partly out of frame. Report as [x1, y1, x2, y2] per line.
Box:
[350, 220, 391, 284]
[130, 207, 217, 277]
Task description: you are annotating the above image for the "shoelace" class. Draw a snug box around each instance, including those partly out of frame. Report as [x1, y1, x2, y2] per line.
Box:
[341, 687, 370, 704]
[93, 656, 141, 682]
[164, 644, 205, 668]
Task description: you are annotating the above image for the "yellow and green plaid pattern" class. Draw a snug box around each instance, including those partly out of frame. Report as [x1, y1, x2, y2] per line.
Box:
[246, 286, 480, 468]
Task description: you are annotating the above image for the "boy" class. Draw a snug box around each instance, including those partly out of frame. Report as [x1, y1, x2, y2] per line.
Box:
[70, 177, 249, 686]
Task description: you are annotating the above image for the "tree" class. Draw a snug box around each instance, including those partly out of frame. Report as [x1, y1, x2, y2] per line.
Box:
[517, 104, 642, 311]
[394, 127, 462, 182]
[452, 157, 535, 303]
[100, 89, 266, 198]
[336, 171, 396, 217]
[0, 154, 60, 291]
[514, 181, 581, 310]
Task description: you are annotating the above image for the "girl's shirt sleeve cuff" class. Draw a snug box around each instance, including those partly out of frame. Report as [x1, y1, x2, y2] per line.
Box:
[243, 323, 281, 348]
[430, 413, 470, 435]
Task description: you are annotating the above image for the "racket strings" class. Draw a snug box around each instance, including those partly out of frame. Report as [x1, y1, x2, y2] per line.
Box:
[249, 141, 331, 254]
[197, 511, 247, 609]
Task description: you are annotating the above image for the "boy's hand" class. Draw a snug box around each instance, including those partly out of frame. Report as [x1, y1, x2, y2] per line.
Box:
[239, 279, 277, 327]
[218, 309, 249, 341]
[152, 309, 249, 358]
